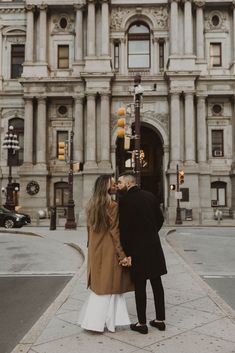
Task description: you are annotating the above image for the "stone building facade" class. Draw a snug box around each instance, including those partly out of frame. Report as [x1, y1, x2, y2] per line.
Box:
[1, 0, 235, 224]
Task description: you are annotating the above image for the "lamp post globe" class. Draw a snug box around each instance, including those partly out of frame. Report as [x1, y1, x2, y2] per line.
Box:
[2, 125, 20, 211]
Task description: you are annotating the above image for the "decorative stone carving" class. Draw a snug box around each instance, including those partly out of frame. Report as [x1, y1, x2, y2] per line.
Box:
[111, 6, 168, 31]
[142, 110, 169, 130]
[0, 8, 25, 14]
[194, 0, 205, 7]
[209, 103, 224, 116]
[205, 11, 228, 32]
[52, 14, 75, 34]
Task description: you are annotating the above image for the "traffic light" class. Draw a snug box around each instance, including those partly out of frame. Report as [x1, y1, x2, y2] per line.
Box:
[58, 141, 66, 160]
[170, 184, 176, 190]
[179, 170, 185, 184]
[117, 106, 126, 138]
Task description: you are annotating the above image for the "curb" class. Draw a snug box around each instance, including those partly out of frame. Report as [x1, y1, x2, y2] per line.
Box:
[164, 229, 235, 321]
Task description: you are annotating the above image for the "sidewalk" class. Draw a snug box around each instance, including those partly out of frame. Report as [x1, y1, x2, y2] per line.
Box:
[10, 226, 235, 353]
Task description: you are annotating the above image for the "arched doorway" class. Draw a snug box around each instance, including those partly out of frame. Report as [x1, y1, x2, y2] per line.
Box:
[116, 124, 164, 204]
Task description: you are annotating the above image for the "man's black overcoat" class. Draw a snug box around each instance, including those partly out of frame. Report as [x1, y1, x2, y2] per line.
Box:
[118, 186, 167, 280]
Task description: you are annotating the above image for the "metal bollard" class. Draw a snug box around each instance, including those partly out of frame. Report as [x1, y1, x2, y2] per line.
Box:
[50, 206, 57, 230]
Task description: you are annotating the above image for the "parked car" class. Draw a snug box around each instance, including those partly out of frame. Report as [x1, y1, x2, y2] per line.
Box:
[0, 207, 31, 229]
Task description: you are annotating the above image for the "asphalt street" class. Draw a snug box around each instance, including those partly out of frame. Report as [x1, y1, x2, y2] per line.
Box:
[167, 227, 235, 311]
[0, 230, 83, 353]
[0, 276, 72, 353]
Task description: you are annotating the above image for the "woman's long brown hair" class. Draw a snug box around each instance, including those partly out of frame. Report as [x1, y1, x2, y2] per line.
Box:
[86, 174, 113, 233]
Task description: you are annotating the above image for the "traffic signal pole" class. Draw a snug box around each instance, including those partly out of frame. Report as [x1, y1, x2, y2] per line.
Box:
[134, 74, 142, 187]
[175, 163, 182, 224]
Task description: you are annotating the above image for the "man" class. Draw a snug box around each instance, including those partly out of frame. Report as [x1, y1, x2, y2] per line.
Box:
[117, 172, 167, 334]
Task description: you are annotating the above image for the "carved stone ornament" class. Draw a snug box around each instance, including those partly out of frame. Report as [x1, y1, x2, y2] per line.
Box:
[26, 180, 40, 196]
[142, 110, 169, 130]
[194, 0, 205, 7]
[205, 11, 228, 32]
[0, 8, 25, 14]
[52, 14, 75, 34]
[111, 6, 168, 31]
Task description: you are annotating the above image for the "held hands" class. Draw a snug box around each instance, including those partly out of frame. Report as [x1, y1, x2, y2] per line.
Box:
[119, 256, 132, 267]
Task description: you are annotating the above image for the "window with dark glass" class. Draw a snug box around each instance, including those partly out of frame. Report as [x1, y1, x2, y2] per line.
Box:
[11, 45, 25, 79]
[159, 40, 164, 70]
[54, 182, 69, 213]
[114, 43, 119, 70]
[212, 130, 223, 157]
[211, 181, 226, 207]
[9, 118, 24, 166]
[128, 23, 150, 69]
[210, 43, 221, 67]
[58, 45, 69, 69]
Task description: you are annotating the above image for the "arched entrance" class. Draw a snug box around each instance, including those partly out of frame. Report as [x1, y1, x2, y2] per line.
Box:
[116, 124, 164, 204]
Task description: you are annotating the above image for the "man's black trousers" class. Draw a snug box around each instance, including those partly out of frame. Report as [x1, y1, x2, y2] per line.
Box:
[134, 276, 165, 324]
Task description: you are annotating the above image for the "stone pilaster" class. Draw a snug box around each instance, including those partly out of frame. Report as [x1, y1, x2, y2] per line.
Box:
[87, 0, 96, 57]
[23, 98, 33, 165]
[183, 0, 193, 55]
[25, 5, 35, 63]
[170, 92, 181, 164]
[195, 0, 205, 62]
[196, 95, 207, 163]
[38, 4, 48, 63]
[169, 0, 180, 55]
[74, 5, 84, 62]
[99, 93, 111, 169]
[84, 94, 97, 169]
[120, 38, 126, 75]
[184, 92, 195, 164]
[36, 97, 47, 165]
[0, 26, 3, 90]
[73, 96, 84, 163]
[101, 0, 110, 57]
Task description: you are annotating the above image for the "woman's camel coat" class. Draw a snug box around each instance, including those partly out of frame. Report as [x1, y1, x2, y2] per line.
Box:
[87, 201, 134, 295]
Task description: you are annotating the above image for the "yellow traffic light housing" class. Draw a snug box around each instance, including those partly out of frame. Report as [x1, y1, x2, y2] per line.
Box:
[117, 106, 126, 139]
[179, 170, 185, 184]
[58, 141, 66, 161]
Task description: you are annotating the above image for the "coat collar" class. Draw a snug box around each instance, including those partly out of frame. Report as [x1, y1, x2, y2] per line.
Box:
[127, 185, 140, 193]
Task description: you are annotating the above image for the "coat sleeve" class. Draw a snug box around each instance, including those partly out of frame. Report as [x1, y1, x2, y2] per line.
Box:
[109, 203, 126, 261]
[155, 200, 164, 231]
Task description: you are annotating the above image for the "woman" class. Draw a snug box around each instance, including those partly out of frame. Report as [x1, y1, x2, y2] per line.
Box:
[78, 175, 133, 332]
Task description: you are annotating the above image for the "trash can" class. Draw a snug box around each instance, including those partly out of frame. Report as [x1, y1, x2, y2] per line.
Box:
[50, 206, 57, 230]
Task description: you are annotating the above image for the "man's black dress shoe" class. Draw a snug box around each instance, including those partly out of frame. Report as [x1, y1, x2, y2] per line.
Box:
[149, 320, 166, 331]
[130, 323, 148, 334]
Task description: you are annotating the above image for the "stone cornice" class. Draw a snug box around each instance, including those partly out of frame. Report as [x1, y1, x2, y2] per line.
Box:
[0, 7, 25, 14]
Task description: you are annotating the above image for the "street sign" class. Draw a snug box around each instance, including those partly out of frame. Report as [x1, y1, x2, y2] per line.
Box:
[175, 191, 182, 200]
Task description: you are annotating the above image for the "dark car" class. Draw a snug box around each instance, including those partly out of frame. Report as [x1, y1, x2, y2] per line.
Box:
[0, 207, 31, 229]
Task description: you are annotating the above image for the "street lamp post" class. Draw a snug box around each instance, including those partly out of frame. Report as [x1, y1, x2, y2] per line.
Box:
[2, 125, 20, 211]
[175, 164, 182, 224]
[133, 74, 143, 187]
[65, 130, 77, 230]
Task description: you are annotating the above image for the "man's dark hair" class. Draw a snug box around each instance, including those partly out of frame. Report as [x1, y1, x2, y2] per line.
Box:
[118, 172, 136, 184]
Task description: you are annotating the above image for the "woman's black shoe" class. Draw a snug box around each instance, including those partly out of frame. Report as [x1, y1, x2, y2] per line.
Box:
[130, 323, 148, 334]
[149, 320, 166, 331]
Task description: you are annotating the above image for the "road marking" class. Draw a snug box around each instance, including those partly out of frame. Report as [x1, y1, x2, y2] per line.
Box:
[203, 275, 235, 279]
[0, 272, 75, 277]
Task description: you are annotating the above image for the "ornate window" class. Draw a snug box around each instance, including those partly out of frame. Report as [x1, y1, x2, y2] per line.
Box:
[11, 44, 25, 78]
[211, 181, 226, 207]
[159, 39, 164, 70]
[114, 43, 119, 70]
[57, 45, 69, 69]
[128, 23, 150, 69]
[212, 130, 223, 157]
[210, 43, 222, 67]
[9, 118, 24, 166]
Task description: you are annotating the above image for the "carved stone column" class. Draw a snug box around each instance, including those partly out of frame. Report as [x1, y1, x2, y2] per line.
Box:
[38, 4, 48, 62]
[74, 4, 84, 62]
[25, 5, 35, 62]
[0, 26, 3, 87]
[195, 0, 205, 61]
[196, 95, 207, 163]
[152, 38, 159, 74]
[120, 38, 125, 75]
[73, 97, 84, 163]
[183, 0, 193, 55]
[87, 0, 96, 56]
[84, 94, 97, 169]
[100, 93, 111, 168]
[170, 92, 181, 163]
[185, 93, 195, 163]
[101, 0, 110, 56]
[170, 0, 180, 55]
[24, 98, 33, 165]
[36, 97, 47, 164]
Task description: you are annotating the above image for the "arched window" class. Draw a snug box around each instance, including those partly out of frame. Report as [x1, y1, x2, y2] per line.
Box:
[9, 118, 24, 166]
[211, 181, 226, 207]
[128, 23, 150, 69]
